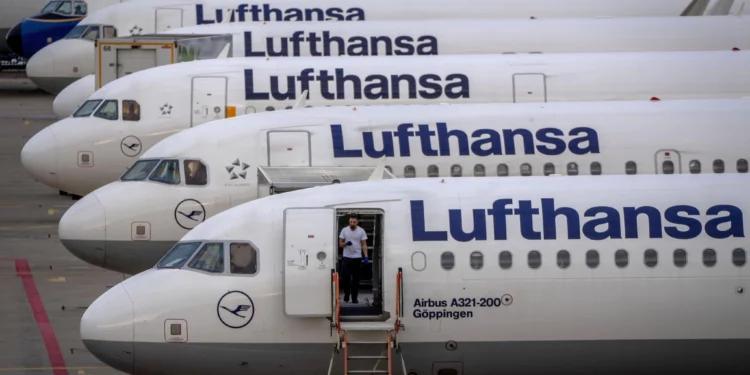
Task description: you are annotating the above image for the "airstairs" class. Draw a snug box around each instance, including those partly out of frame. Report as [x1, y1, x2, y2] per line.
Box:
[329, 269, 406, 375]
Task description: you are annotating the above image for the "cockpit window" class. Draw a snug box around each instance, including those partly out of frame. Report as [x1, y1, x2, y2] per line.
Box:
[73, 1, 87, 15]
[93, 99, 118, 120]
[56, 1, 72, 15]
[184, 160, 207, 186]
[121, 159, 159, 181]
[72, 99, 102, 117]
[149, 159, 181, 185]
[64, 24, 88, 39]
[82, 27, 99, 41]
[230, 243, 258, 275]
[42, 1, 63, 14]
[123, 100, 141, 121]
[156, 242, 202, 269]
[188, 243, 225, 273]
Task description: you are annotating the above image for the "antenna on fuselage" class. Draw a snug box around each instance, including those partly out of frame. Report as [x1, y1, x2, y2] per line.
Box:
[292, 90, 308, 109]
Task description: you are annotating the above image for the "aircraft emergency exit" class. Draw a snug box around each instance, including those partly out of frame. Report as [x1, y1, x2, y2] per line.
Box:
[56, 98, 750, 274]
[28, 14, 750, 98]
[22, 50, 750, 198]
[79, 173, 750, 375]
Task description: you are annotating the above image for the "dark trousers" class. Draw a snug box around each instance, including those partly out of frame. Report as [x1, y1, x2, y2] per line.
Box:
[341, 257, 362, 300]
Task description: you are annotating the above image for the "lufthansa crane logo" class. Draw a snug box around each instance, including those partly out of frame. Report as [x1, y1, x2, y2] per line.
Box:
[217, 291, 255, 329]
[120, 135, 142, 157]
[174, 199, 206, 230]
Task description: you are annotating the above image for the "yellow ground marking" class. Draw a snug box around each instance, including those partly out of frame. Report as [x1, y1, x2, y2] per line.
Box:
[47, 277, 66, 282]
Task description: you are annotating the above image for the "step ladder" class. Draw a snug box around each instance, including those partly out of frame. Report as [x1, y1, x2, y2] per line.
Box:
[341, 322, 395, 374]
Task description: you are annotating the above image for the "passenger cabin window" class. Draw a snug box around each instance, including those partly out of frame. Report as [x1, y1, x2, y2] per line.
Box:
[474, 164, 485, 177]
[713, 159, 725, 173]
[644, 249, 658, 268]
[265, 106, 275, 111]
[93, 99, 118, 120]
[615, 249, 628, 268]
[122, 100, 141, 121]
[520, 163, 532, 176]
[567, 162, 578, 176]
[674, 249, 687, 268]
[184, 160, 208, 186]
[733, 248, 746, 267]
[528, 250, 541, 269]
[120, 159, 159, 181]
[499, 251, 512, 269]
[662, 160, 675, 174]
[469, 251, 483, 270]
[625, 161, 637, 175]
[451, 164, 462, 177]
[544, 163, 555, 176]
[497, 164, 509, 177]
[427, 165, 439, 178]
[73, 99, 102, 117]
[702, 248, 716, 267]
[557, 250, 570, 269]
[188, 243, 224, 273]
[738, 159, 749, 173]
[156, 242, 202, 269]
[441, 252, 455, 270]
[404, 165, 416, 178]
[590, 162, 602, 175]
[230, 243, 257, 275]
[689, 160, 701, 174]
[586, 250, 599, 268]
[149, 159, 181, 185]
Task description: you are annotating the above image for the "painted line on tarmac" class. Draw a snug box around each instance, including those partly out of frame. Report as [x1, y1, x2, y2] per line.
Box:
[15, 259, 67, 375]
[0, 366, 109, 372]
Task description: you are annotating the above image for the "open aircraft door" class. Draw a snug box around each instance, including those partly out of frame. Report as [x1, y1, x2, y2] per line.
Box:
[191, 77, 227, 127]
[155, 8, 183, 32]
[283, 208, 336, 316]
[655, 149, 681, 174]
[513, 73, 547, 103]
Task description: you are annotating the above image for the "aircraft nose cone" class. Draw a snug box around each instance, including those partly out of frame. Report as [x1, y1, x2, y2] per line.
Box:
[26, 48, 55, 93]
[81, 283, 134, 374]
[5, 23, 23, 57]
[20, 127, 58, 188]
[59, 193, 106, 268]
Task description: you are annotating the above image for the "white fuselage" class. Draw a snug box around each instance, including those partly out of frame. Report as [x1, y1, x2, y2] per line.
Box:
[79, 174, 750, 375]
[56, 98, 750, 275]
[20, 50, 750, 198]
[30, 14, 750, 101]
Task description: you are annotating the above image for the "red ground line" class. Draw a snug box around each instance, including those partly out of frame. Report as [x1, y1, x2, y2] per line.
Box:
[15, 259, 67, 375]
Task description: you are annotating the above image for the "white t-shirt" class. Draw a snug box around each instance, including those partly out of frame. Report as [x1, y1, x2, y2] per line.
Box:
[339, 226, 367, 258]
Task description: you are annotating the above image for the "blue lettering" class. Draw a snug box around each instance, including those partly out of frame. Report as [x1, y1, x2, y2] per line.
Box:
[410, 199, 745, 242]
[197, 4, 365, 24]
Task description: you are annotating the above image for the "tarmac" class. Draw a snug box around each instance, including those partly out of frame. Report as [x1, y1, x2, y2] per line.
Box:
[0, 79, 127, 375]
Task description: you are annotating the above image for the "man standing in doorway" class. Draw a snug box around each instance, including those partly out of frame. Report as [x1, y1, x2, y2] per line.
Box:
[339, 215, 368, 304]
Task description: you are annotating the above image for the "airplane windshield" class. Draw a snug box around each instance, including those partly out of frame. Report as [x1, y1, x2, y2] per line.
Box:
[41, 1, 63, 14]
[54, 1, 73, 15]
[121, 159, 159, 181]
[156, 242, 203, 269]
[64, 25, 88, 39]
[149, 159, 181, 185]
[72, 99, 102, 117]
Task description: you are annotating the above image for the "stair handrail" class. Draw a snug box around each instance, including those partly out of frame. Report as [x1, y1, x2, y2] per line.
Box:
[395, 267, 404, 333]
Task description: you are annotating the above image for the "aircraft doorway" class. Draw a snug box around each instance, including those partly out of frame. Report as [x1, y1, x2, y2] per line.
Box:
[335, 209, 386, 320]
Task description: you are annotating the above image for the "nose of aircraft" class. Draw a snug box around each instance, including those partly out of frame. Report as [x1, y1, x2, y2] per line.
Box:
[59, 193, 106, 268]
[80, 283, 134, 373]
[5, 23, 23, 57]
[20, 127, 58, 188]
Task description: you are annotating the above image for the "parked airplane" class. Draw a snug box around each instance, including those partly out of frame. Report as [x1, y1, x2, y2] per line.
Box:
[28, 14, 750, 97]
[0, 0, 48, 55]
[4, 0, 129, 59]
[79, 173, 750, 375]
[21, 50, 750, 199]
[57, 98, 750, 274]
